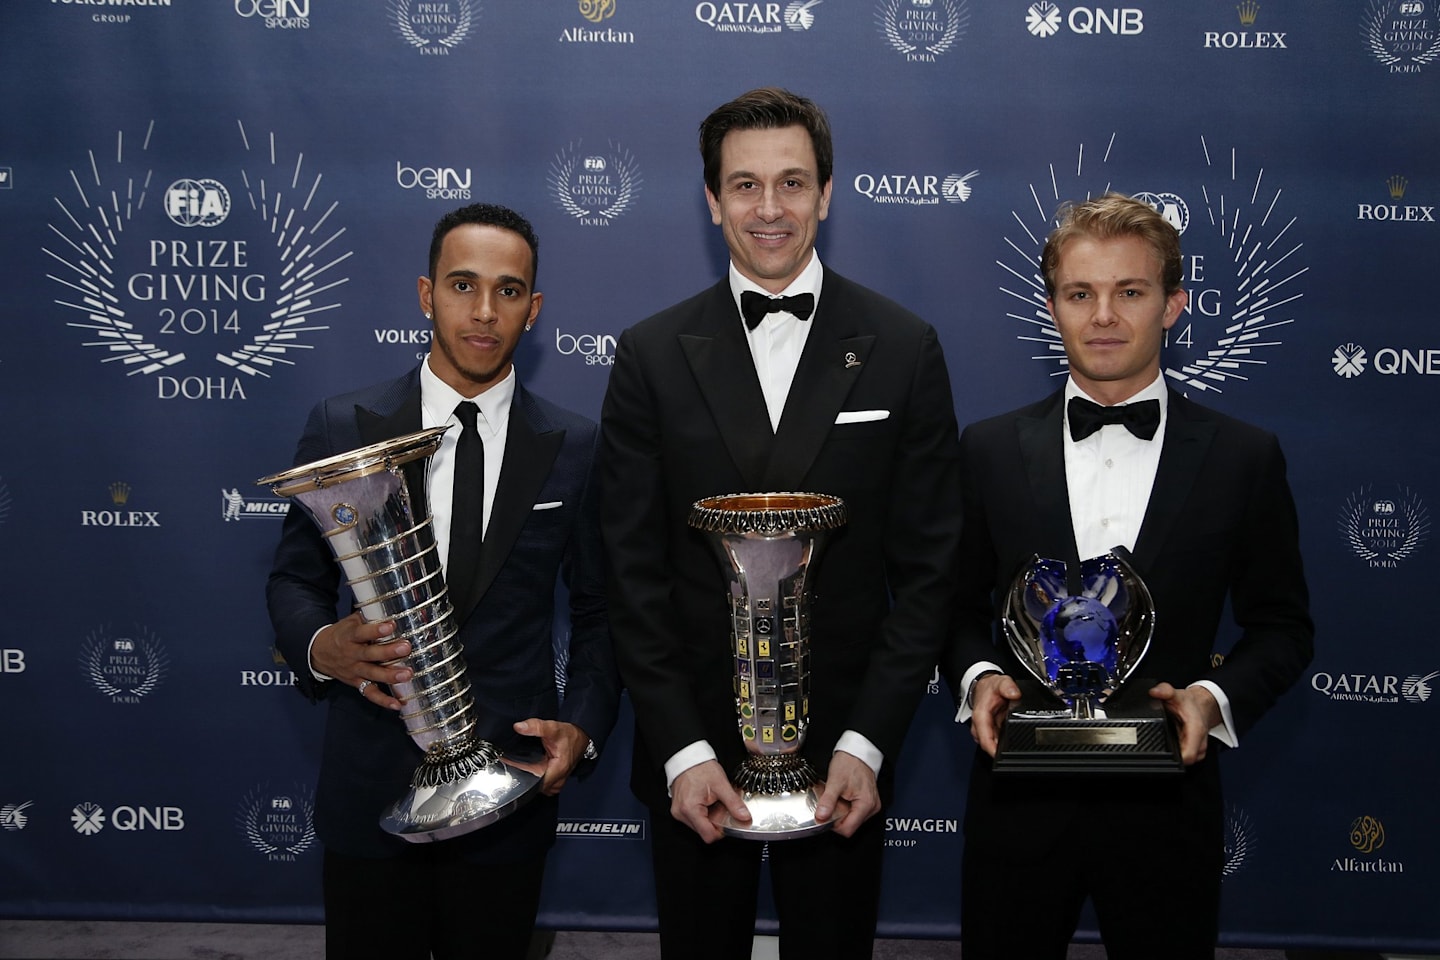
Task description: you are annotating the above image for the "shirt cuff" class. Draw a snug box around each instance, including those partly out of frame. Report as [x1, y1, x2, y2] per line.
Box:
[306, 624, 333, 682]
[954, 661, 1005, 724]
[664, 740, 717, 795]
[1192, 679, 1239, 748]
[834, 731, 883, 778]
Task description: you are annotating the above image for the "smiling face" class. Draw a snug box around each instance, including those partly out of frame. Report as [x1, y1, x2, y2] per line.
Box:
[1047, 233, 1188, 405]
[705, 125, 832, 294]
[417, 223, 541, 398]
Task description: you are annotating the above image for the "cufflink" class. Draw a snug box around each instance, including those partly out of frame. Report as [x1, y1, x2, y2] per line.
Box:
[583, 740, 598, 761]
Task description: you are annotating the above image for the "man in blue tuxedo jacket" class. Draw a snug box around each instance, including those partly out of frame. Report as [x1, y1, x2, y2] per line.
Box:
[944, 194, 1314, 959]
[266, 203, 619, 960]
[600, 88, 963, 959]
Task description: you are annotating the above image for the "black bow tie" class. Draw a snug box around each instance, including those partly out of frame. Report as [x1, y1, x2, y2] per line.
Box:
[1067, 396, 1161, 442]
[741, 290, 815, 330]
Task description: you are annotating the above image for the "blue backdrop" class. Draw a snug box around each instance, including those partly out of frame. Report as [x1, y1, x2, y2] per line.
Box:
[2, 0, 1437, 952]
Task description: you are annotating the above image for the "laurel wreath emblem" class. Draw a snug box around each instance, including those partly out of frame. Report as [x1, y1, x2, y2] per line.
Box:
[877, 0, 966, 57]
[1363, 0, 1440, 67]
[548, 141, 641, 223]
[393, 0, 474, 49]
[238, 787, 317, 857]
[80, 626, 170, 700]
[1339, 485, 1430, 563]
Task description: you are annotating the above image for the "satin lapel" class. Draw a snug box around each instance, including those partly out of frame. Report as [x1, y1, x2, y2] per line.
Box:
[761, 308, 873, 490]
[354, 384, 430, 519]
[460, 386, 564, 622]
[1016, 391, 1081, 573]
[678, 286, 774, 490]
[1131, 392, 1216, 576]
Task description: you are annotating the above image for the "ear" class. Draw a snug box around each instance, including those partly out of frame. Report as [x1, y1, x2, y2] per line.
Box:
[1162, 289, 1188, 330]
[817, 178, 833, 222]
[705, 185, 722, 226]
[417, 275, 434, 317]
[526, 292, 543, 328]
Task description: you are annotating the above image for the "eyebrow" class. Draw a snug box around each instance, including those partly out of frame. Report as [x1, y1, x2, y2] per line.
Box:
[724, 166, 812, 185]
[445, 268, 529, 290]
[1059, 277, 1155, 290]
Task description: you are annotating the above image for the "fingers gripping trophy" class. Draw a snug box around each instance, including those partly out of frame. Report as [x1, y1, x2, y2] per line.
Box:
[688, 492, 847, 839]
[258, 426, 541, 842]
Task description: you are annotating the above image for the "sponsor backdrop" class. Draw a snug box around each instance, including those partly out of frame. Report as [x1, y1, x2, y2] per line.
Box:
[0, 0, 1435, 951]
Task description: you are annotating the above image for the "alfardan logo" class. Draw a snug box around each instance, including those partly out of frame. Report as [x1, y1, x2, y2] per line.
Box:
[1332, 814, 1405, 873]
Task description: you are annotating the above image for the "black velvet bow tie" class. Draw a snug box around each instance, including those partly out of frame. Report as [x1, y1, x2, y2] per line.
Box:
[1067, 396, 1161, 442]
[741, 290, 815, 330]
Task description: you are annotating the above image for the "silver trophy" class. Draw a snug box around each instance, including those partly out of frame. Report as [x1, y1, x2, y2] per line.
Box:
[688, 492, 847, 839]
[258, 426, 542, 841]
[995, 552, 1181, 773]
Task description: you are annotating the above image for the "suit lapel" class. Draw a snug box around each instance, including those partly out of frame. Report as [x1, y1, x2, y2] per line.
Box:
[1131, 391, 1216, 575]
[678, 282, 774, 490]
[1016, 390, 1081, 577]
[354, 375, 429, 519]
[761, 288, 872, 490]
[460, 385, 564, 622]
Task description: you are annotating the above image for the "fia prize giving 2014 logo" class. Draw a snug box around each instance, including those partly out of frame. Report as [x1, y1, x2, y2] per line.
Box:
[45, 121, 352, 401]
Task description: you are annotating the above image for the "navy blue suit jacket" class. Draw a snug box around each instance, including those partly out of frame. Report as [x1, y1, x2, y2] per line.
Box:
[266, 366, 620, 861]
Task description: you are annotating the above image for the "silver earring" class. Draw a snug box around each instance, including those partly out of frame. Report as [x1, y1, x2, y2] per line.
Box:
[525, 323, 532, 331]
[424, 312, 432, 320]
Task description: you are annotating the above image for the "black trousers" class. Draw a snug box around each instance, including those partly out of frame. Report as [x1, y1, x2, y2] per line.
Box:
[649, 809, 885, 960]
[323, 847, 547, 960]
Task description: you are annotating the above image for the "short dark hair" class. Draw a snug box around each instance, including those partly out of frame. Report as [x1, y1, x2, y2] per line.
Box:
[428, 203, 540, 287]
[699, 87, 834, 197]
[1041, 193, 1183, 299]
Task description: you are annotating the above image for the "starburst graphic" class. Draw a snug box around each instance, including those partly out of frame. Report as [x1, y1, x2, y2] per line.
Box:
[998, 134, 1306, 392]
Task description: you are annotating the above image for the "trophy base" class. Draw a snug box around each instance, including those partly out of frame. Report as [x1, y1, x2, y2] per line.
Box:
[721, 786, 833, 841]
[379, 739, 544, 842]
[994, 706, 1182, 775]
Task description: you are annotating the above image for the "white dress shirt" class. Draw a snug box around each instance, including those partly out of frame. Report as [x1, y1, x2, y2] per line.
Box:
[663, 253, 885, 790]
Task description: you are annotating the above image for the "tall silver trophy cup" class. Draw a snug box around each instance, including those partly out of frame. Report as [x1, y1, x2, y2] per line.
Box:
[258, 426, 541, 841]
[995, 552, 1181, 774]
[688, 492, 847, 839]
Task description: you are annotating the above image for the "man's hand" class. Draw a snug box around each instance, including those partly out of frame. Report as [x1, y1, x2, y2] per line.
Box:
[310, 611, 412, 711]
[670, 760, 750, 843]
[1149, 682, 1223, 765]
[814, 750, 880, 838]
[509, 719, 591, 796]
[970, 672, 1022, 758]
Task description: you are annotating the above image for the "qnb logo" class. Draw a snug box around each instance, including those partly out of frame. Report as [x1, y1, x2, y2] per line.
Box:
[395, 161, 472, 201]
[71, 803, 186, 836]
[1026, 2, 1062, 35]
[1027, 4, 1144, 36]
[234, 0, 310, 28]
[1333, 345, 1440, 376]
[555, 328, 617, 366]
[164, 179, 231, 228]
[1332, 343, 1368, 377]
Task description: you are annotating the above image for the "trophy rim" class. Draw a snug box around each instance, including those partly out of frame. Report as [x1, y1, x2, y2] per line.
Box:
[688, 491, 847, 534]
[255, 425, 451, 496]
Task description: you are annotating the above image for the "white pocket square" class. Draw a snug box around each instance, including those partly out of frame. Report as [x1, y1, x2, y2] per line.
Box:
[834, 410, 889, 424]
[533, 501, 564, 511]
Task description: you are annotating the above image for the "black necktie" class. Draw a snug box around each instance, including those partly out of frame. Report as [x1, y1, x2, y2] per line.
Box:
[1067, 396, 1161, 442]
[741, 290, 815, 330]
[448, 401, 484, 616]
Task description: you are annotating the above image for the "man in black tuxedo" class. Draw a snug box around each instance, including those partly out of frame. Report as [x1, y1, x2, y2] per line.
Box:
[944, 193, 1314, 959]
[266, 203, 619, 960]
[599, 87, 963, 959]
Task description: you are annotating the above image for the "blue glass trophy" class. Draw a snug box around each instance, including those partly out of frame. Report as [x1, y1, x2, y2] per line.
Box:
[995, 552, 1181, 773]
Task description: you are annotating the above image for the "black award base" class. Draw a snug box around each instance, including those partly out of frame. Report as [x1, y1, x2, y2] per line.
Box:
[993, 697, 1183, 775]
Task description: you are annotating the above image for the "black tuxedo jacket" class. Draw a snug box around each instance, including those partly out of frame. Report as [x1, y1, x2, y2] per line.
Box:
[600, 269, 963, 808]
[266, 367, 620, 861]
[942, 387, 1314, 858]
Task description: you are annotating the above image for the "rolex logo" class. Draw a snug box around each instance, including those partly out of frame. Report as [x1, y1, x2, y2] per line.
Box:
[109, 482, 132, 505]
[1387, 175, 1409, 200]
[1236, 0, 1259, 24]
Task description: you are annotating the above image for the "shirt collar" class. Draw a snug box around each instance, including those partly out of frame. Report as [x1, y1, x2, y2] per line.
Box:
[419, 356, 516, 433]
